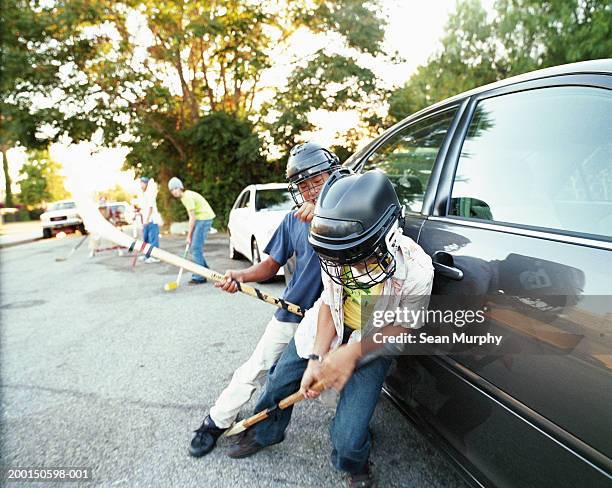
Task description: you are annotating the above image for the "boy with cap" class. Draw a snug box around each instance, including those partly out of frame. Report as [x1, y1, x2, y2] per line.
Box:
[139, 176, 161, 263]
[168, 178, 216, 284]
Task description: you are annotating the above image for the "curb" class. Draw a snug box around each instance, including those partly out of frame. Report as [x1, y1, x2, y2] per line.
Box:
[0, 237, 43, 249]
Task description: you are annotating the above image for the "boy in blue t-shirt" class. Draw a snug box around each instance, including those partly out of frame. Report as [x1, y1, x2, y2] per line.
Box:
[188, 143, 341, 458]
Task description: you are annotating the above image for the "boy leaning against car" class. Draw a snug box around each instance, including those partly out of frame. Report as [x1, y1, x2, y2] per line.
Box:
[228, 169, 434, 488]
[186, 142, 341, 458]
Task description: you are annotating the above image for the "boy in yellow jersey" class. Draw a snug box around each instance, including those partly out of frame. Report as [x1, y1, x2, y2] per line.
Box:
[342, 270, 384, 334]
[168, 177, 216, 284]
[228, 169, 434, 488]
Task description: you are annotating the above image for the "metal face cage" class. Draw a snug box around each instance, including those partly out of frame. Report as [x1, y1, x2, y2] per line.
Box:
[318, 242, 396, 290]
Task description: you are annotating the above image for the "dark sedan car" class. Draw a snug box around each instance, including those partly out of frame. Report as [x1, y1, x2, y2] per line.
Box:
[346, 59, 612, 488]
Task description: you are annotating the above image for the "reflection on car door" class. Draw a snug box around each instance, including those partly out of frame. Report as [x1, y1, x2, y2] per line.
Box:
[411, 82, 612, 487]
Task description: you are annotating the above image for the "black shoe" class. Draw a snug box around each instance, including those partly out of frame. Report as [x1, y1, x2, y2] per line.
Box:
[188, 278, 207, 285]
[348, 464, 374, 488]
[189, 415, 226, 458]
[227, 428, 268, 459]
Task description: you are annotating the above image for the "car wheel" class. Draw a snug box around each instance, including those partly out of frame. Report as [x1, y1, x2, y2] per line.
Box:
[42, 228, 52, 239]
[251, 238, 261, 264]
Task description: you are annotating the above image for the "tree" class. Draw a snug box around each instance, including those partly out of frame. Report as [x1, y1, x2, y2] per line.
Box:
[18, 160, 48, 208]
[495, 0, 612, 74]
[18, 150, 70, 207]
[1, 1, 51, 206]
[188, 111, 279, 227]
[388, 0, 500, 122]
[265, 0, 390, 154]
[0, 0, 109, 205]
[9, 1, 388, 225]
[97, 185, 135, 204]
[388, 0, 611, 122]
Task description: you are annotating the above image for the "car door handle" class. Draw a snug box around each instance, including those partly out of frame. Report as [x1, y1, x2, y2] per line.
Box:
[432, 251, 463, 281]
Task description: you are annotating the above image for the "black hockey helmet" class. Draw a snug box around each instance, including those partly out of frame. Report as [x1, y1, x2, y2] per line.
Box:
[286, 142, 340, 206]
[309, 169, 403, 289]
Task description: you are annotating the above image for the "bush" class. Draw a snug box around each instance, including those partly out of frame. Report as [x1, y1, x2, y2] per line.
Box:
[29, 208, 45, 220]
[165, 197, 188, 223]
[187, 112, 284, 229]
[3, 208, 31, 223]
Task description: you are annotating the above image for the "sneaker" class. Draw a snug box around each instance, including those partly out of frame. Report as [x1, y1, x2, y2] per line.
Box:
[144, 257, 160, 264]
[187, 278, 207, 285]
[138, 255, 146, 261]
[189, 415, 226, 458]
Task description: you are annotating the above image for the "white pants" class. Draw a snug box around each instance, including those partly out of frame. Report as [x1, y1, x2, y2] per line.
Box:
[209, 316, 298, 428]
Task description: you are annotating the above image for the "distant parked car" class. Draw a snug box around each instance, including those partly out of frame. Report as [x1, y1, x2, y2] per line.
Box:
[344, 59, 612, 488]
[99, 201, 135, 227]
[228, 183, 295, 276]
[40, 200, 85, 238]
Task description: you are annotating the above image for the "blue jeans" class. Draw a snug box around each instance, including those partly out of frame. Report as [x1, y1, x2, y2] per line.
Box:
[252, 338, 391, 475]
[191, 219, 213, 282]
[142, 222, 159, 248]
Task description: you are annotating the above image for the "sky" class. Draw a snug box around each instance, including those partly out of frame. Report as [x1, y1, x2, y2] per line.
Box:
[3, 0, 495, 201]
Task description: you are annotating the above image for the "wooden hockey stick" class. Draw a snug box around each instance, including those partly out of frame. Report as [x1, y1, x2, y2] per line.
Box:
[75, 197, 305, 317]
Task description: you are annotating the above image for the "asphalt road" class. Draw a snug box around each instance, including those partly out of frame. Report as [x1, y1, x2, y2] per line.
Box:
[1, 233, 469, 488]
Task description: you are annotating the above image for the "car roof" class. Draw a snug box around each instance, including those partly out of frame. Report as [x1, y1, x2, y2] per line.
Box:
[400, 59, 612, 125]
[251, 183, 288, 190]
[344, 59, 612, 168]
[430, 59, 609, 111]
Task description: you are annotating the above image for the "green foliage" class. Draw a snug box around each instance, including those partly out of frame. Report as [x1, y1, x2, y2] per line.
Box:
[3, 0, 389, 222]
[18, 150, 70, 207]
[290, 0, 385, 55]
[96, 185, 135, 204]
[266, 50, 386, 152]
[163, 197, 189, 224]
[186, 111, 283, 228]
[495, 0, 612, 72]
[388, 0, 612, 122]
[1, 1, 51, 205]
[266, 1, 389, 154]
[18, 162, 48, 207]
[0, 0, 115, 204]
[330, 144, 353, 164]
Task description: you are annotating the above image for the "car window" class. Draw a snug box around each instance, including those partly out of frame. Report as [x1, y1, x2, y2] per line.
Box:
[233, 193, 243, 209]
[235, 191, 250, 209]
[362, 107, 458, 212]
[50, 202, 76, 211]
[243, 190, 251, 208]
[449, 86, 612, 239]
[255, 189, 294, 212]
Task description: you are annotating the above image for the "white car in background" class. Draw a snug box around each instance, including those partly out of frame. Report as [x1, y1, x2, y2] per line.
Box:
[228, 183, 295, 276]
[40, 200, 85, 238]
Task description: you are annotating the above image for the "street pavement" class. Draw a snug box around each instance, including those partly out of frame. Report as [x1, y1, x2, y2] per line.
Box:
[1, 233, 469, 487]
